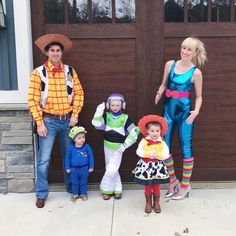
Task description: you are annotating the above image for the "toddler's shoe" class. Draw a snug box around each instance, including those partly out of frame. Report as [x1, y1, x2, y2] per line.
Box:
[81, 195, 88, 201]
[71, 195, 79, 202]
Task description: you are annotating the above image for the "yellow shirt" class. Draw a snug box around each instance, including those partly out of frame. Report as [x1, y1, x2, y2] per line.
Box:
[28, 60, 84, 125]
[136, 136, 170, 161]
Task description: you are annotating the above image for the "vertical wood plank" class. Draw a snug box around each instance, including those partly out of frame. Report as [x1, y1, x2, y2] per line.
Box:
[184, 0, 188, 23]
[112, 0, 115, 23]
[88, 0, 92, 24]
[64, 0, 69, 24]
[208, 0, 212, 22]
[30, 0, 45, 67]
[135, 0, 164, 118]
[231, 0, 234, 22]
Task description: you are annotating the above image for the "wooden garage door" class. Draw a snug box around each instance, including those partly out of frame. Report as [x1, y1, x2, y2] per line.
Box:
[31, 0, 236, 183]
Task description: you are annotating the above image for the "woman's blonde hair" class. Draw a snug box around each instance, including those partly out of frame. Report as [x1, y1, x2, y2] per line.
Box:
[181, 37, 207, 67]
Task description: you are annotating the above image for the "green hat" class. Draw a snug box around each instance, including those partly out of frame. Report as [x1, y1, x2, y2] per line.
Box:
[69, 126, 87, 140]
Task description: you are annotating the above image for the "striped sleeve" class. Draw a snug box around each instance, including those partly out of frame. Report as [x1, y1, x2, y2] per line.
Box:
[71, 69, 84, 118]
[28, 69, 43, 126]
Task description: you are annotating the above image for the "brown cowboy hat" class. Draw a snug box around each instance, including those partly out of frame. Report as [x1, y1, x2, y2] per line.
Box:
[34, 34, 73, 54]
[138, 115, 168, 137]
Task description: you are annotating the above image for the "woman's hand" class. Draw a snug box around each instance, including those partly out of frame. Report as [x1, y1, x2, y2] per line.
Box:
[155, 92, 161, 105]
[186, 110, 199, 125]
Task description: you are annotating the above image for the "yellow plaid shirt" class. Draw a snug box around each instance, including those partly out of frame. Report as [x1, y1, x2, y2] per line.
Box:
[28, 60, 84, 125]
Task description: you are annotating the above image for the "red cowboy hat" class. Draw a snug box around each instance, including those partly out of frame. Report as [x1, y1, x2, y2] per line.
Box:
[138, 115, 168, 137]
[34, 34, 73, 54]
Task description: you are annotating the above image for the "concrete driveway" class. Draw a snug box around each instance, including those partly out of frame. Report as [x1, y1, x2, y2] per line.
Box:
[0, 187, 236, 236]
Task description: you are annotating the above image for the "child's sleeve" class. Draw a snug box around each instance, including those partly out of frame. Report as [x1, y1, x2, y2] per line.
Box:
[86, 144, 94, 169]
[136, 139, 145, 157]
[120, 117, 139, 151]
[91, 102, 106, 129]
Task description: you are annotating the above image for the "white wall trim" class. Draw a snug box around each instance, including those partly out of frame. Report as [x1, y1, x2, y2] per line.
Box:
[0, 0, 33, 104]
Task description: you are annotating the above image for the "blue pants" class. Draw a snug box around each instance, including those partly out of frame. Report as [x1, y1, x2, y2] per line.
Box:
[164, 100, 194, 159]
[35, 117, 71, 199]
[71, 166, 89, 196]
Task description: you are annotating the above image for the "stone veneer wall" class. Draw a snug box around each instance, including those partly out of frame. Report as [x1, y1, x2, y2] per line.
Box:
[0, 104, 35, 193]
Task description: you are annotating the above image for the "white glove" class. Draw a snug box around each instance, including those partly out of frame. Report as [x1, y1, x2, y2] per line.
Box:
[94, 102, 105, 117]
[96, 102, 105, 112]
[129, 127, 139, 139]
[118, 144, 127, 153]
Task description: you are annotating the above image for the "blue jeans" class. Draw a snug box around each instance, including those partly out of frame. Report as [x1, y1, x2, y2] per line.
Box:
[35, 117, 71, 199]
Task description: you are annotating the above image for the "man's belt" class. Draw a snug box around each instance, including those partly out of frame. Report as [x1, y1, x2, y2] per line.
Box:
[43, 112, 72, 120]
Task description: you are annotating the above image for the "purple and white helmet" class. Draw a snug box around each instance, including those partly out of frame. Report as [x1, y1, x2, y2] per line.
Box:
[106, 93, 126, 110]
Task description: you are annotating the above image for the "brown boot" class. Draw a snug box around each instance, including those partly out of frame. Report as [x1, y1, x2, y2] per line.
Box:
[153, 194, 161, 213]
[145, 194, 152, 213]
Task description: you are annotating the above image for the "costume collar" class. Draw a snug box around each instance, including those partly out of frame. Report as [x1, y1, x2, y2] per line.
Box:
[111, 110, 123, 117]
[145, 136, 162, 145]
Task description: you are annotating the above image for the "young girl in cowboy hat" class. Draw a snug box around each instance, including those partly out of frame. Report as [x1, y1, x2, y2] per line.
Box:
[133, 115, 170, 213]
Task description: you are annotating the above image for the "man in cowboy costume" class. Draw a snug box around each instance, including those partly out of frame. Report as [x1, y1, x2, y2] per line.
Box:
[28, 34, 84, 208]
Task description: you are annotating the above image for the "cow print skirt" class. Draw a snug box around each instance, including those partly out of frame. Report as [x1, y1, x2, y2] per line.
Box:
[132, 159, 170, 185]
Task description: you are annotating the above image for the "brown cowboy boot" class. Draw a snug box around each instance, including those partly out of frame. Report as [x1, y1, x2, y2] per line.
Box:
[145, 194, 152, 213]
[153, 194, 161, 213]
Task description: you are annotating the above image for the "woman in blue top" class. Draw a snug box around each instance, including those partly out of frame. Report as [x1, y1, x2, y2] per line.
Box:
[155, 37, 207, 200]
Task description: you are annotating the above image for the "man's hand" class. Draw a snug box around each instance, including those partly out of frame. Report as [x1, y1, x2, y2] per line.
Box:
[88, 168, 94, 173]
[69, 116, 78, 127]
[66, 169, 71, 174]
[37, 124, 47, 137]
